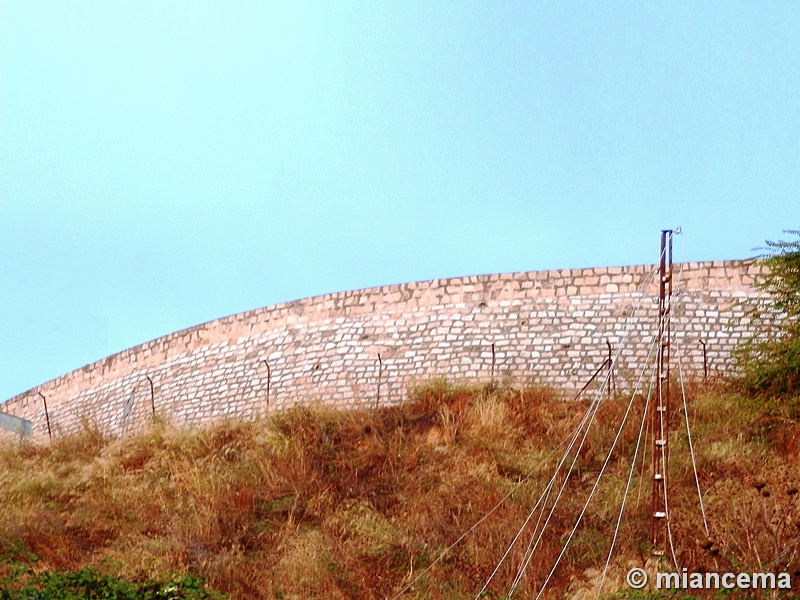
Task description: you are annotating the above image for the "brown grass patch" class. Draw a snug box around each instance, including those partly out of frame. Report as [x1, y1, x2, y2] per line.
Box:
[0, 380, 797, 598]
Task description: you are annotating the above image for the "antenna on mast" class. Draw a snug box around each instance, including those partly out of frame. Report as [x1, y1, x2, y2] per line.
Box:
[651, 229, 673, 557]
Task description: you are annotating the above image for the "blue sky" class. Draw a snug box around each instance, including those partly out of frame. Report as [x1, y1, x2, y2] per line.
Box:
[1, 1, 798, 401]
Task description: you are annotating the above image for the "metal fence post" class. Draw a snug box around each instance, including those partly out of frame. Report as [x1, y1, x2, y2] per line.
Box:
[699, 339, 708, 381]
[145, 376, 155, 417]
[262, 360, 271, 406]
[490, 343, 496, 386]
[38, 392, 52, 441]
[606, 340, 615, 398]
[375, 353, 383, 409]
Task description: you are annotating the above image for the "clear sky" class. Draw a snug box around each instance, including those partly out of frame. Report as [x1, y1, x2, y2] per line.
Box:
[1, 1, 798, 401]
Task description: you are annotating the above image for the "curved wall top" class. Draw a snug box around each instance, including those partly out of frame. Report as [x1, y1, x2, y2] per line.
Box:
[1, 259, 768, 441]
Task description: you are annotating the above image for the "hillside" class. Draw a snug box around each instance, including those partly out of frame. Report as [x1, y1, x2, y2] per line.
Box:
[0, 379, 798, 599]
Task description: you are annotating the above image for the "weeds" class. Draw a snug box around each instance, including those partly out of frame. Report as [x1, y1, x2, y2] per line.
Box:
[0, 380, 797, 598]
[734, 230, 800, 403]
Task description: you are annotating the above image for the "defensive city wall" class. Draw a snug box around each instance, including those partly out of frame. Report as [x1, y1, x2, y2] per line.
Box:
[1, 259, 769, 442]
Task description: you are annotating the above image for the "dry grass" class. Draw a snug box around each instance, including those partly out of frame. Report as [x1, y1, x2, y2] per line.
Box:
[0, 378, 798, 598]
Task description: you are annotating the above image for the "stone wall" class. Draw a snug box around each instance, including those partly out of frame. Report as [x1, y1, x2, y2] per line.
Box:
[0, 260, 769, 442]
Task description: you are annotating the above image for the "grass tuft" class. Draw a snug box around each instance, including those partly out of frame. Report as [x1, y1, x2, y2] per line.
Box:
[0, 379, 797, 598]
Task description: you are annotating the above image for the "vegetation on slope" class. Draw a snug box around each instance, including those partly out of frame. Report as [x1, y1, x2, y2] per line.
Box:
[1, 376, 799, 599]
[735, 230, 800, 407]
[3, 232, 800, 598]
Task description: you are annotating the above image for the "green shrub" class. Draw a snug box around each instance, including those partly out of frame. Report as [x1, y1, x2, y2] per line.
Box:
[735, 230, 800, 405]
[0, 557, 227, 600]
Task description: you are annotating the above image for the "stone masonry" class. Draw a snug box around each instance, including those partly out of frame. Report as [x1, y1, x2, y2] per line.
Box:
[0, 260, 770, 442]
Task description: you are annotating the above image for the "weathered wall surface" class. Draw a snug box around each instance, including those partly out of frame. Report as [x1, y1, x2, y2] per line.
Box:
[1, 260, 768, 442]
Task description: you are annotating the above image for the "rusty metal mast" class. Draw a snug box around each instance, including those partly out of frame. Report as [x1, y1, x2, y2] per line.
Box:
[651, 229, 673, 557]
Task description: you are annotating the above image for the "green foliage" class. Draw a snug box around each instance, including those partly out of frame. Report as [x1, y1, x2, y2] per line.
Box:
[735, 230, 800, 403]
[757, 231, 800, 321]
[0, 550, 227, 600]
